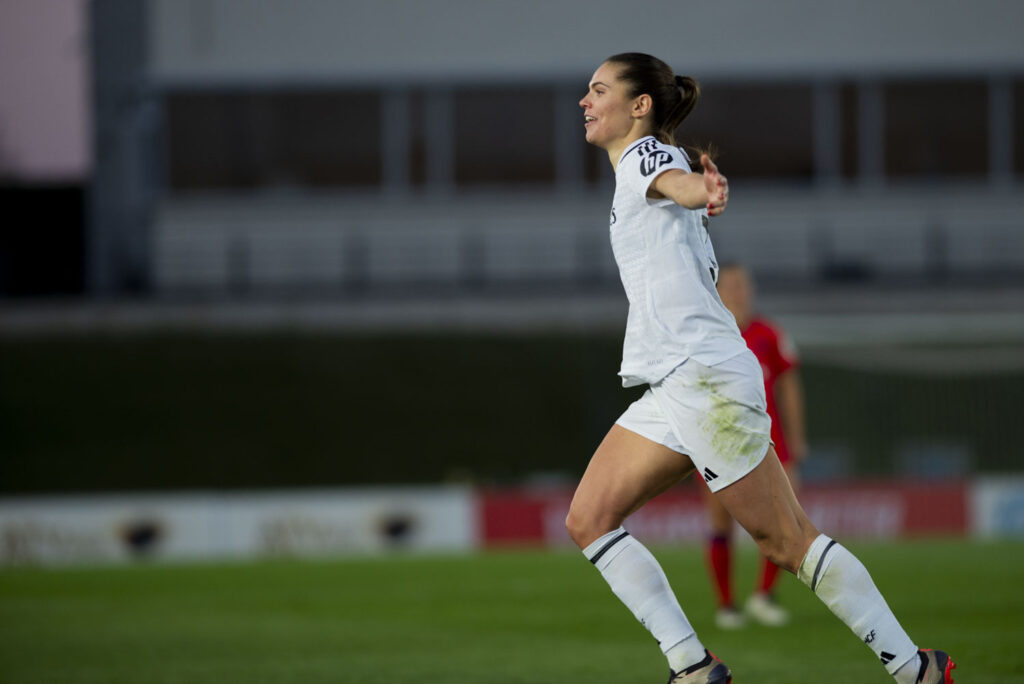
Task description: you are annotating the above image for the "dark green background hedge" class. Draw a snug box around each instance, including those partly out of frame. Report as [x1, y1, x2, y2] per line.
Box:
[1, 332, 1018, 493]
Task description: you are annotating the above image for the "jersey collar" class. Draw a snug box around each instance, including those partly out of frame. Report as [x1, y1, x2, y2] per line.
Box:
[614, 134, 655, 169]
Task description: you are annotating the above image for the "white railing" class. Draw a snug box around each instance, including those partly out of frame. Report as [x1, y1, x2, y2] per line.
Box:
[152, 185, 1024, 294]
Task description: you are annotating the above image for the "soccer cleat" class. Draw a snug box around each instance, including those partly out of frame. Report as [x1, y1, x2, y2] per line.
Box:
[714, 606, 746, 630]
[914, 649, 956, 684]
[667, 649, 732, 684]
[745, 591, 789, 627]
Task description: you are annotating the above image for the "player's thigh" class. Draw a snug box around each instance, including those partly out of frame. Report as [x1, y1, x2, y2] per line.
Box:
[784, 459, 801, 494]
[700, 477, 733, 535]
[567, 423, 695, 547]
[713, 447, 818, 572]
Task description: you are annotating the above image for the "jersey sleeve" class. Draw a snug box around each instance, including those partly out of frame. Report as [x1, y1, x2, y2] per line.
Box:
[620, 139, 692, 200]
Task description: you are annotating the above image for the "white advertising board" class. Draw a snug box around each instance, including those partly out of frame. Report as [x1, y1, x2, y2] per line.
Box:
[970, 476, 1024, 538]
[0, 487, 476, 565]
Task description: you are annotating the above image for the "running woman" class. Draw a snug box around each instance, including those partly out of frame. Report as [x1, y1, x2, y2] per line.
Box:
[703, 262, 807, 630]
[566, 52, 955, 684]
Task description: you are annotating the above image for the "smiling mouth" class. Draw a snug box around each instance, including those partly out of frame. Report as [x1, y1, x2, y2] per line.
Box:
[584, 115, 596, 125]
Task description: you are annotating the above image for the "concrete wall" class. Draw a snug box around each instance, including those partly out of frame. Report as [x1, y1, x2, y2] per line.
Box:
[149, 0, 1024, 85]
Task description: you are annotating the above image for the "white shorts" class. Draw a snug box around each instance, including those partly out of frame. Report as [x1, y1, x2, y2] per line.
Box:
[615, 350, 772, 492]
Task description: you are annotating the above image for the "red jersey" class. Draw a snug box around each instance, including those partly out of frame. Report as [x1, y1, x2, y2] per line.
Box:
[741, 317, 798, 463]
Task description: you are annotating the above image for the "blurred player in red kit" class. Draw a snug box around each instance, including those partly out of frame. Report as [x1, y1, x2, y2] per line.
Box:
[702, 262, 808, 629]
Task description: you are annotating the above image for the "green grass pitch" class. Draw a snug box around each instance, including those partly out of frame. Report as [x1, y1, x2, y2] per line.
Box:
[1, 539, 1021, 683]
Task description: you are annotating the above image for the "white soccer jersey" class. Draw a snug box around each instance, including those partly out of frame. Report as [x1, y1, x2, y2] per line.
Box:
[610, 135, 747, 387]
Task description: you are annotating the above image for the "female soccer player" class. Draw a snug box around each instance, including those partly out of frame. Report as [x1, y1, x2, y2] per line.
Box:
[703, 263, 807, 630]
[566, 52, 954, 684]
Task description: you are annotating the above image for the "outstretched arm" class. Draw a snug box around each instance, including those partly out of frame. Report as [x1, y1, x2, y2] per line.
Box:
[648, 154, 729, 216]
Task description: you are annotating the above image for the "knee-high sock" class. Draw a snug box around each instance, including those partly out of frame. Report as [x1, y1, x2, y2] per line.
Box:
[584, 528, 705, 671]
[707, 535, 733, 607]
[798, 534, 918, 676]
[757, 556, 782, 595]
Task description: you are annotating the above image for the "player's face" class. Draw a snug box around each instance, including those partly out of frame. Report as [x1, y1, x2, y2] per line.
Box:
[579, 62, 636, 149]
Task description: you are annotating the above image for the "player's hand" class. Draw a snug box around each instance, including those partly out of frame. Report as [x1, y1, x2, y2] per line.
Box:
[702, 154, 728, 217]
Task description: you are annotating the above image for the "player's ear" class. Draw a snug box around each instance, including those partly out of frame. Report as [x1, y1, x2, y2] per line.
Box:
[632, 93, 652, 119]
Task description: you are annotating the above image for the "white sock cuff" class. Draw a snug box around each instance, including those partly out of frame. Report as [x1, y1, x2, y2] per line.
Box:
[582, 527, 631, 568]
[797, 533, 837, 590]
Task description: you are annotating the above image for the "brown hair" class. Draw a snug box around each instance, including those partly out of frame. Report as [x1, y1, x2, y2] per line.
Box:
[604, 52, 700, 148]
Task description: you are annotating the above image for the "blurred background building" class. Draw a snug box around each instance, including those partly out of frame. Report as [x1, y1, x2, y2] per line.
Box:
[2, 0, 1022, 301]
[1, 0, 1023, 561]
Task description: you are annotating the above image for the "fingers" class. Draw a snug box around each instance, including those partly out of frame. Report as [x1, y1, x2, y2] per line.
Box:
[701, 154, 728, 216]
[706, 176, 728, 216]
[701, 154, 727, 189]
[701, 153, 718, 176]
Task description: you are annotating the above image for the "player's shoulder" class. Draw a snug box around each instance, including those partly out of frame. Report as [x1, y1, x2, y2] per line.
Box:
[750, 316, 800, 361]
[748, 316, 783, 339]
[618, 136, 691, 180]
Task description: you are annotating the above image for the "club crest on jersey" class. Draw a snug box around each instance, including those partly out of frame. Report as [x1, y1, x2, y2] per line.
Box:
[636, 139, 659, 156]
[639, 149, 673, 177]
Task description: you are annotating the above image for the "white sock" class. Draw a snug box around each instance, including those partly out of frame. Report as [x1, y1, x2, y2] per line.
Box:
[584, 528, 706, 672]
[798, 534, 918, 679]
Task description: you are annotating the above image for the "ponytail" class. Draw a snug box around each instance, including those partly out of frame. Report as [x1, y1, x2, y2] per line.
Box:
[605, 53, 702, 148]
[658, 75, 700, 147]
